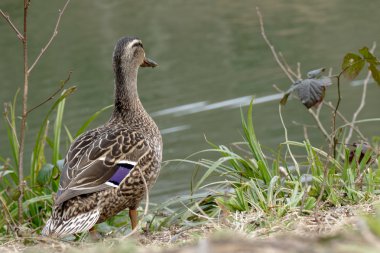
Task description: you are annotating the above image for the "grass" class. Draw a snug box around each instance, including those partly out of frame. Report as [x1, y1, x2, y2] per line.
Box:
[0, 59, 379, 252]
[1, 2, 380, 251]
[1, 92, 379, 250]
[1, 201, 380, 252]
[156, 100, 380, 233]
[0, 90, 112, 236]
[0, 95, 379, 253]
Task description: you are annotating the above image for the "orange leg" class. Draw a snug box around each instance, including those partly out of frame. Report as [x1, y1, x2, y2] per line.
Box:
[89, 226, 102, 241]
[129, 209, 138, 230]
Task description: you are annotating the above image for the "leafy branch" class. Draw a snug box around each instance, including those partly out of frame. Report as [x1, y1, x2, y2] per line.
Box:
[331, 45, 380, 157]
[278, 47, 380, 158]
[256, 7, 379, 211]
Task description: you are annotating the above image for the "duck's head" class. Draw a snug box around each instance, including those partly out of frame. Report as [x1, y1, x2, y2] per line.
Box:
[113, 36, 158, 71]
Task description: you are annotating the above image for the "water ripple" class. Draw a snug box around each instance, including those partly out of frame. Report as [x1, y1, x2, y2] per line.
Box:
[153, 93, 283, 117]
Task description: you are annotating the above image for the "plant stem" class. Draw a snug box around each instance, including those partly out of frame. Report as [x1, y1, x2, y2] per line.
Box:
[331, 75, 341, 158]
[17, 0, 30, 224]
[279, 105, 300, 176]
[330, 59, 365, 158]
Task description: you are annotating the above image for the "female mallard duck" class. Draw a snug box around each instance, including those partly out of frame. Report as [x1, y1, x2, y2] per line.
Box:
[42, 36, 162, 237]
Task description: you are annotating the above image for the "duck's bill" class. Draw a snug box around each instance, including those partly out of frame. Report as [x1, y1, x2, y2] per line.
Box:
[141, 57, 158, 68]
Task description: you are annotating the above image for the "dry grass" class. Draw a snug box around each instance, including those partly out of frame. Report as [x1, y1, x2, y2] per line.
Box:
[2, 199, 379, 253]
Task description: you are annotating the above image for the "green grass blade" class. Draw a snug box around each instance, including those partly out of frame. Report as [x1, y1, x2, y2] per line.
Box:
[75, 104, 113, 137]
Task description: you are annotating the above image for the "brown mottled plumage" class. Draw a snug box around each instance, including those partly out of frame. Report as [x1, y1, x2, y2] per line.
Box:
[42, 37, 162, 237]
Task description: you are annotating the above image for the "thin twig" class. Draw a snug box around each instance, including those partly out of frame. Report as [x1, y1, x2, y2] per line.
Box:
[292, 121, 317, 140]
[27, 72, 72, 114]
[328, 67, 333, 76]
[28, 0, 71, 74]
[272, 84, 284, 93]
[297, 62, 302, 79]
[0, 9, 24, 41]
[0, 196, 18, 237]
[331, 76, 342, 158]
[279, 105, 300, 175]
[324, 101, 367, 141]
[292, 121, 317, 128]
[279, 52, 300, 80]
[256, 7, 295, 83]
[345, 42, 377, 144]
[308, 108, 331, 142]
[330, 59, 366, 158]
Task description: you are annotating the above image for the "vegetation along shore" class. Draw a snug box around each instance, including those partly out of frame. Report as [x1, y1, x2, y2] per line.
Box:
[1, 1, 380, 252]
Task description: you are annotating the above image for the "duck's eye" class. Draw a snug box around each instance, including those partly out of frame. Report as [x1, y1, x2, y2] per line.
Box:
[132, 42, 143, 49]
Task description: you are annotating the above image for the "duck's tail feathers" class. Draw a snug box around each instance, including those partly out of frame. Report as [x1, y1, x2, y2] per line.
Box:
[42, 209, 100, 237]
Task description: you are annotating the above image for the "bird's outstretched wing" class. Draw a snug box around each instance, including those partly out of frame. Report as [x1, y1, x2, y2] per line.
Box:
[55, 126, 150, 206]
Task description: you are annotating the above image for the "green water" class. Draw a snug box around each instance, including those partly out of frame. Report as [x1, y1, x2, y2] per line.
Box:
[1, 0, 380, 202]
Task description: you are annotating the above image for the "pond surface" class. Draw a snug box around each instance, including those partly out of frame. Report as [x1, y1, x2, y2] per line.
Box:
[1, 0, 380, 202]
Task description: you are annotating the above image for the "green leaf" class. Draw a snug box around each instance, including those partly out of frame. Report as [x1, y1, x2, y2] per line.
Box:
[22, 195, 53, 209]
[31, 87, 76, 185]
[341, 53, 365, 80]
[0, 167, 14, 175]
[369, 63, 380, 86]
[359, 47, 378, 65]
[64, 125, 74, 143]
[37, 163, 54, 185]
[53, 94, 66, 165]
[10, 188, 20, 201]
[304, 197, 316, 210]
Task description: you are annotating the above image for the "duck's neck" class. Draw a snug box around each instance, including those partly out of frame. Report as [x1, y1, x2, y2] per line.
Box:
[111, 65, 144, 120]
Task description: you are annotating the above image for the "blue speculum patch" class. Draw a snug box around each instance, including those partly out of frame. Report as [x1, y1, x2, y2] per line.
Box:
[108, 163, 134, 186]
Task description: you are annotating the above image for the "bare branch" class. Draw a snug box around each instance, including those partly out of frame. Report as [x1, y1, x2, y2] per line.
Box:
[297, 62, 302, 79]
[328, 67, 333, 77]
[17, 0, 30, 223]
[279, 105, 300, 175]
[27, 72, 72, 114]
[344, 71, 371, 143]
[324, 101, 367, 141]
[345, 42, 377, 144]
[256, 7, 295, 83]
[0, 195, 18, 237]
[279, 52, 299, 80]
[272, 84, 283, 93]
[28, 0, 70, 74]
[0, 9, 24, 41]
[308, 107, 331, 141]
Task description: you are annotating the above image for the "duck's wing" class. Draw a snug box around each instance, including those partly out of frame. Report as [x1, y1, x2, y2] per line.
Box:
[54, 127, 150, 206]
